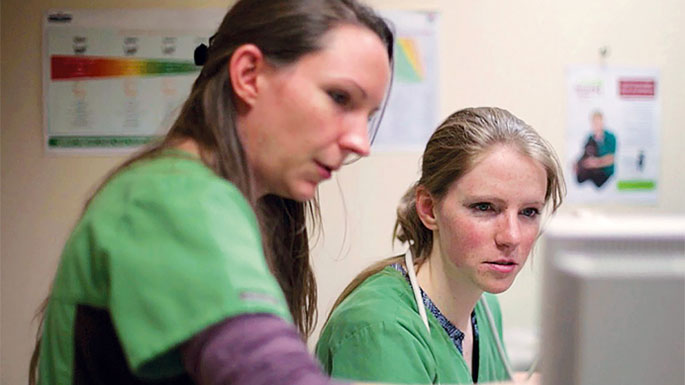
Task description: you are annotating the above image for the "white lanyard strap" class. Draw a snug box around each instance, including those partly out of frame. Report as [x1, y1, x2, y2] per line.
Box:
[405, 249, 430, 333]
[479, 296, 515, 381]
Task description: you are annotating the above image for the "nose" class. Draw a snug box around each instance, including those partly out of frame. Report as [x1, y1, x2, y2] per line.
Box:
[495, 212, 521, 249]
[338, 114, 371, 158]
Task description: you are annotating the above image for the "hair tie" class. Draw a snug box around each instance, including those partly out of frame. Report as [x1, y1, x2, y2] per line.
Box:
[194, 43, 208, 66]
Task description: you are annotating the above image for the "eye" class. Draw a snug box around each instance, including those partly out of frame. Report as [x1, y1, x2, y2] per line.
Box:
[470, 202, 493, 212]
[327, 89, 351, 107]
[520, 207, 540, 218]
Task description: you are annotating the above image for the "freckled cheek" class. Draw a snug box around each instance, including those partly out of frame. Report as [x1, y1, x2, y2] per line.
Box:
[519, 226, 541, 258]
[444, 220, 490, 260]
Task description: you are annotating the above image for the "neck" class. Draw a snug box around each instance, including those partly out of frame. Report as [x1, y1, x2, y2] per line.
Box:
[174, 138, 267, 199]
[415, 240, 482, 332]
[174, 138, 202, 156]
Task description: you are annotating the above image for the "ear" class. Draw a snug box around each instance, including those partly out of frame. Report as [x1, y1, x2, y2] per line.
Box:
[415, 185, 439, 231]
[229, 44, 266, 107]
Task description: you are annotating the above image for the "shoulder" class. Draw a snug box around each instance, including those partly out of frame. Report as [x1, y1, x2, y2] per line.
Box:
[316, 267, 441, 383]
[604, 129, 617, 141]
[319, 267, 428, 350]
[331, 267, 416, 322]
[70, 153, 264, 284]
[105, 154, 245, 202]
[89, 154, 256, 228]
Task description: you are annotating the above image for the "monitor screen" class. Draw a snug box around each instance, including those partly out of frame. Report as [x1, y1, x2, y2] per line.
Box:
[540, 213, 685, 385]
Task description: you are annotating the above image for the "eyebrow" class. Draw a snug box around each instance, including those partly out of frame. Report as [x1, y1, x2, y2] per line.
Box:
[327, 76, 385, 113]
[465, 196, 545, 207]
[330, 77, 368, 99]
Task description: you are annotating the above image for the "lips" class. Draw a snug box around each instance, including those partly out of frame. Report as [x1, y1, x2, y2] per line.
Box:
[484, 259, 518, 274]
[315, 161, 333, 180]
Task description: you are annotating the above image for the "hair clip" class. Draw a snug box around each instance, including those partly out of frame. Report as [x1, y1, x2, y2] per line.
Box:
[194, 43, 209, 66]
[194, 34, 217, 66]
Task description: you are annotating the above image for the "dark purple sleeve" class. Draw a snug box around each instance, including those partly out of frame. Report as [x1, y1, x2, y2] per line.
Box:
[181, 313, 349, 385]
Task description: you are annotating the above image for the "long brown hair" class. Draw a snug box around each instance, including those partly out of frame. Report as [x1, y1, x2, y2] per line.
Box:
[30, 1, 394, 383]
[327, 107, 566, 320]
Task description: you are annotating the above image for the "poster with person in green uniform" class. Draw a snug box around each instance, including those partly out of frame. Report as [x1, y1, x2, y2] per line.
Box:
[574, 110, 616, 188]
[566, 66, 659, 204]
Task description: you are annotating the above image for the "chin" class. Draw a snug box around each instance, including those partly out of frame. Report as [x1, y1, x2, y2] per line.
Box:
[283, 183, 317, 202]
[265, 178, 317, 201]
[289, 192, 315, 202]
[485, 287, 509, 295]
[482, 281, 515, 294]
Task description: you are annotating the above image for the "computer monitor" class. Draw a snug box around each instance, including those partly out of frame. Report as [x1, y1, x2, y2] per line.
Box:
[540, 213, 685, 385]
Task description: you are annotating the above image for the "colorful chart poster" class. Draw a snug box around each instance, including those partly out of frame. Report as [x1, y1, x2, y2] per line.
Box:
[566, 66, 660, 204]
[373, 10, 440, 152]
[43, 9, 438, 153]
[43, 9, 222, 152]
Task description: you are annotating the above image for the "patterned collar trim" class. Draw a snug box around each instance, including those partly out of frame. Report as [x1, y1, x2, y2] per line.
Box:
[390, 263, 478, 354]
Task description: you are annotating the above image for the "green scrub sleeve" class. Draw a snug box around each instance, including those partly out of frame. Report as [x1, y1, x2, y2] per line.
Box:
[98, 173, 290, 377]
[318, 321, 436, 384]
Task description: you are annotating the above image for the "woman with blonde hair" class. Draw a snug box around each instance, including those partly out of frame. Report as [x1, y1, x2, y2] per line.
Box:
[317, 107, 565, 384]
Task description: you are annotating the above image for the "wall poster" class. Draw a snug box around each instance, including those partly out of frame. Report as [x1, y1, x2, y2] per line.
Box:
[43, 9, 439, 154]
[43, 9, 222, 152]
[372, 10, 440, 152]
[566, 66, 660, 204]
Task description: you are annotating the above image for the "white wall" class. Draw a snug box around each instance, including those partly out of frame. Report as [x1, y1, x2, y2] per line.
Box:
[2, 0, 684, 383]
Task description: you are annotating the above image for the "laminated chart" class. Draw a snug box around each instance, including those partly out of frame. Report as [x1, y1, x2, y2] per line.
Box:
[43, 9, 221, 151]
[395, 37, 425, 83]
[373, 10, 439, 151]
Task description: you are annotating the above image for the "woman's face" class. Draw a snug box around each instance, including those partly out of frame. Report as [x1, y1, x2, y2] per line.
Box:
[433, 145, 548, 295]
[239, 24, 391, 201]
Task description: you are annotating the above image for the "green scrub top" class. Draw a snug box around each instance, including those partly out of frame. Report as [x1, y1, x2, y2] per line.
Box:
[316, 266, 510, 384]
[597, 129, 616, 175]
[39, 151, 291, 384]
[594, 129, 617, 176]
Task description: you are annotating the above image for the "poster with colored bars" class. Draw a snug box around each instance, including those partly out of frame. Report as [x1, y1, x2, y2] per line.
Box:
[565, 66, 660, 204]
[373, 10, 439, 151]
[43, 9, 222, 152]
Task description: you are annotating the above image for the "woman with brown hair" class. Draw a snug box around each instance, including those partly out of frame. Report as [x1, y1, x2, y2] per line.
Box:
[317, 107, 565, 384]
[30, 1, 393, 384]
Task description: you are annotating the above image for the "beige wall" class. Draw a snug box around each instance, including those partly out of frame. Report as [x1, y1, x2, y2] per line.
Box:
[312, 0, 685, 350]
[2, 0, 684, 383]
